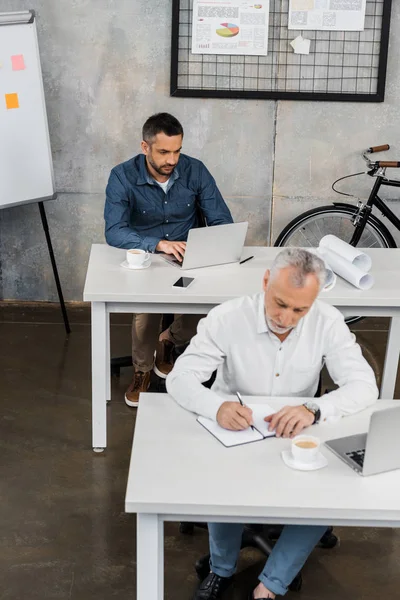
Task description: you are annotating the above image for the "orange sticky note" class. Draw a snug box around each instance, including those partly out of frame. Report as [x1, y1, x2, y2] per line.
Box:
[5, 93, 19, 109]
[11, 54, 25, 71]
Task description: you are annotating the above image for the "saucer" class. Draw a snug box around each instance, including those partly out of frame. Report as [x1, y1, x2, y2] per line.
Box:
[120, 260, 151, 271]
[281, 450, 328, 471]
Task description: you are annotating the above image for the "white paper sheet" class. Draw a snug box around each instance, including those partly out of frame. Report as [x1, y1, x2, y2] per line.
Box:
[192, 0, 269, 56]
[290, 35, 311, 55]
[289, 0, 367, 31]
[319, 235, 372, 271]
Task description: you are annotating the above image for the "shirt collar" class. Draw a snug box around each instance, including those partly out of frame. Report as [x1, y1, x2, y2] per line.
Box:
[255, 292, 305, 339]
[136, 154, 180, 186]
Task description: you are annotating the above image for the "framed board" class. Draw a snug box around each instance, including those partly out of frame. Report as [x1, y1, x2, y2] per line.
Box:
[171, 0, 392, 102]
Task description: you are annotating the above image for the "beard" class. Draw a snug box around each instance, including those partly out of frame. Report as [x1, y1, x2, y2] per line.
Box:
[265, 314, 294, 335]
[147, 154, 176, 177]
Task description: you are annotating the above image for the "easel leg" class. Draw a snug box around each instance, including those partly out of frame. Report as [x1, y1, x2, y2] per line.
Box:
[38, 201, 71, 334]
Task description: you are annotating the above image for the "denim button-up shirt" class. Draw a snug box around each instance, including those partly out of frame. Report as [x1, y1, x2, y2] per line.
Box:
[104, 153, 233, 252]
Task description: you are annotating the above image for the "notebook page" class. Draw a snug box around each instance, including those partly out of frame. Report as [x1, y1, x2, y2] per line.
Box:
[197, 416, 263, 447]
[248, 404, 276, 438]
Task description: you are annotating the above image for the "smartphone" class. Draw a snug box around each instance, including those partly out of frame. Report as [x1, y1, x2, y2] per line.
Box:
[173, 277, 194, 288]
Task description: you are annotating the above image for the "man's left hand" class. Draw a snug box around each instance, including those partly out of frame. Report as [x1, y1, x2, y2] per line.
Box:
[264, 405, 315, 438]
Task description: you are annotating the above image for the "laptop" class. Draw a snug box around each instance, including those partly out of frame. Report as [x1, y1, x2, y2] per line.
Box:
[325, 406, 400, 476]
[159, 222, 248, 270]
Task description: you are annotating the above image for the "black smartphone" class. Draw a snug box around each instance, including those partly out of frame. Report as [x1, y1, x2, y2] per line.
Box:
[173, 277, 194, 288]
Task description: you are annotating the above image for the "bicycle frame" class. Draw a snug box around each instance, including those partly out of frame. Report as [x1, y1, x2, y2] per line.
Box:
[350, 173, 400, 246]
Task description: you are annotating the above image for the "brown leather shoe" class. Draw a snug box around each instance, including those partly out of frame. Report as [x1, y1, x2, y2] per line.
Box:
[124, 370, 151, 407]
[153, 339, 175, 379]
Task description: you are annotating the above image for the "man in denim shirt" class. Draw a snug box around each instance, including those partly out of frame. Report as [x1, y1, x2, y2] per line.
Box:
[104, 113, 233, 406]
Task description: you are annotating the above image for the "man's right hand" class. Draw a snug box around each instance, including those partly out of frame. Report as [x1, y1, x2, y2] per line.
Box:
[156, 240, 186, 262]
[217, 401, 253, 431]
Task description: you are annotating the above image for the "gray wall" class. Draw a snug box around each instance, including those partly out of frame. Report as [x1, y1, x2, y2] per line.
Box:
[0, 0, 399, 302]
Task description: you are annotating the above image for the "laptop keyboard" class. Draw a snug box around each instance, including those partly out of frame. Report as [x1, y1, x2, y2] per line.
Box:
[345, 449, 365, 468]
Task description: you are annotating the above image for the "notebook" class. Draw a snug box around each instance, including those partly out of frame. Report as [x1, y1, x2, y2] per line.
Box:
[197, 403, 276, 448]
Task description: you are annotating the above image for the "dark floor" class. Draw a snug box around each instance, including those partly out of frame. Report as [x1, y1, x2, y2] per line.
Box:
[0, 303, 399, 600]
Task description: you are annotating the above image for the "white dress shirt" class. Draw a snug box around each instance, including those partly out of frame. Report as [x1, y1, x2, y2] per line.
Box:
[166, 292, 378, 422]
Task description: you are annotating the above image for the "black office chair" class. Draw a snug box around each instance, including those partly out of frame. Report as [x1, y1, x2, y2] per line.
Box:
[180, 375, 339, 593]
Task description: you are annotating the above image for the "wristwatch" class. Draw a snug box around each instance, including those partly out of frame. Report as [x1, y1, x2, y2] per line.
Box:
[303, 402, 321, 424]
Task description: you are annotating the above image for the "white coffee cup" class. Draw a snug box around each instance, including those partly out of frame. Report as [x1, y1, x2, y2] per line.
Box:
[126, 249, 151, 267]
[291, 435, 320, 465]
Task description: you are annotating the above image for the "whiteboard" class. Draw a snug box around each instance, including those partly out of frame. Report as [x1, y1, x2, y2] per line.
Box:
[0, 12, 55, 209]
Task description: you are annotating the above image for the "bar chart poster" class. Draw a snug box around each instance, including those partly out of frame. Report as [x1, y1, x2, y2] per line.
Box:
[192, 1, 269, 56]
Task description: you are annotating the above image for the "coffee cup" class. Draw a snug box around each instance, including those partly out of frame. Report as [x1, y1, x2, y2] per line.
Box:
[126, 249, 151, 267]
[291, 435, 320, 465]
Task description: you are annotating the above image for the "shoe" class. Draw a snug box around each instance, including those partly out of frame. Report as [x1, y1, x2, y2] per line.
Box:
[192, 572, 233, 600]
[153, 339, 175, 378]
[248, 590, 274, 600]
[124, 370, 151, 407]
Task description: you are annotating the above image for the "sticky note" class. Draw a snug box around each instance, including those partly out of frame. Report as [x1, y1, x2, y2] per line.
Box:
[290, 35, 311, 55]
[5, 93, 19, 109]
[11, 54, 25, 71]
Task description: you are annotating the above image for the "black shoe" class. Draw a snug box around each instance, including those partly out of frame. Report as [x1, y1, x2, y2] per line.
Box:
[193, 572, 233, 599]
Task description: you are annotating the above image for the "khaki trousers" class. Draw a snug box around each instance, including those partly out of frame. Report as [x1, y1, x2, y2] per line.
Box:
[131, 313, 201, 372]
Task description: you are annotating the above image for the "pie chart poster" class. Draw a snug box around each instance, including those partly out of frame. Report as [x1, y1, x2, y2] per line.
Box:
[192, 1, 269, 56]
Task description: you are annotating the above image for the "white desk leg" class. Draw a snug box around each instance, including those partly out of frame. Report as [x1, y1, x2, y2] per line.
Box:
[137, 514, 163, 600]
[381, 316, 400, 399]
[92, 302, 108, 450]
[106, 311, 111, 403]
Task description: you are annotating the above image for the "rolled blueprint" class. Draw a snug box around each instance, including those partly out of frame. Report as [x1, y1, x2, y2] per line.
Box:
[308, 249, 337, 291]
[318, 247, 374, 291]
[319, 235, 372, 272]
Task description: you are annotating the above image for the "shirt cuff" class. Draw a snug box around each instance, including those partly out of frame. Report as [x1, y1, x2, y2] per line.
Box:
[142, 235, 161, 253]
[317, 394, 342, 423]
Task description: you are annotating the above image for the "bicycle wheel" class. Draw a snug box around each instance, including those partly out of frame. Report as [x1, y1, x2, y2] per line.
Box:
[275, 204, 395, 248]
[274, 204, 396, 324]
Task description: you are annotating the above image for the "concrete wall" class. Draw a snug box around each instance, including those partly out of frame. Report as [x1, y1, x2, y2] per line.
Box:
[0, 0, 399, 301]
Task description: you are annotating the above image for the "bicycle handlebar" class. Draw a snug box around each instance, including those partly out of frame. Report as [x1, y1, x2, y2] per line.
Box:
[377, 161, 400, 168]
[362, 144, 400, 169]
[369, 144, 390, 153]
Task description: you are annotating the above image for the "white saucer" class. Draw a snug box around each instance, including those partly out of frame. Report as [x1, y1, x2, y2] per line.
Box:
[281, 450, 328, 471]
[120, 260, 151, 270]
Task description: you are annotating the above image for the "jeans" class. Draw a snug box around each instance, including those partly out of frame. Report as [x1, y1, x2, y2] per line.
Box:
[208, 523, 328, 596]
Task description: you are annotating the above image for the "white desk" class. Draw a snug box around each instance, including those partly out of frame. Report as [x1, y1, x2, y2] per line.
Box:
[83, 244, 400, 450]
[125, 394, 400, 600]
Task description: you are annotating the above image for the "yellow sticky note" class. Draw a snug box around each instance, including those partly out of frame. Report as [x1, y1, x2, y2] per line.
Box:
[11, 54, 25, 71]
[5, 93, 19, 109]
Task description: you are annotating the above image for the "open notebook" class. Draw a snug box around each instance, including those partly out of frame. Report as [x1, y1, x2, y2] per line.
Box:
[197, 403, 276, 448]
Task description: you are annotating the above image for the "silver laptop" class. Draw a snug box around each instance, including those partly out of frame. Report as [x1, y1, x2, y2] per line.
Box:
[325, 406, 400, 476]
[160, 222, 248, 270]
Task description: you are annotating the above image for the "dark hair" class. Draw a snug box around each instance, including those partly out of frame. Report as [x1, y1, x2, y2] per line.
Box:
[142, 113, 184, 143]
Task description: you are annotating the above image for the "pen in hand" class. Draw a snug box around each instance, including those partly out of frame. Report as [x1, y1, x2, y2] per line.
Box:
[236, 391, 256, 431]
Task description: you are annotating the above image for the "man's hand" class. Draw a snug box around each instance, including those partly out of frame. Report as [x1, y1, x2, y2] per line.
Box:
[264, 405, 314, 438]
[156, 240, 186, 262]
[217, 401, 253, 431]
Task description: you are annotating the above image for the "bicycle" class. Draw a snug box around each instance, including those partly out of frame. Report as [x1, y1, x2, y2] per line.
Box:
[274, 143, 400, 334]
[274, 144, 400, 250]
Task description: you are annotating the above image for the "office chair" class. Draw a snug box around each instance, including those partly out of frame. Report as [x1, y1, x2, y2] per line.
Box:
[180, 374, 339, 593]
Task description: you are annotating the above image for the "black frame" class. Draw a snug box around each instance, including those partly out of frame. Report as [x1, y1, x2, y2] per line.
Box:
[170, 0, 392, 102]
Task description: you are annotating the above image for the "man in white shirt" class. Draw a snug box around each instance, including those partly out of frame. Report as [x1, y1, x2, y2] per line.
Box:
[166, 248, 378, 600]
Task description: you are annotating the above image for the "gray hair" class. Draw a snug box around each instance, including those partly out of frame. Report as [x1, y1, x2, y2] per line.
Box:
[269, 248, 326, 291]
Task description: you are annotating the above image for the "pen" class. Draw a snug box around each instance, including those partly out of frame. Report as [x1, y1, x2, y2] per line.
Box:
[236, 391, 256, 431]
[239, 256, 254, 265]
